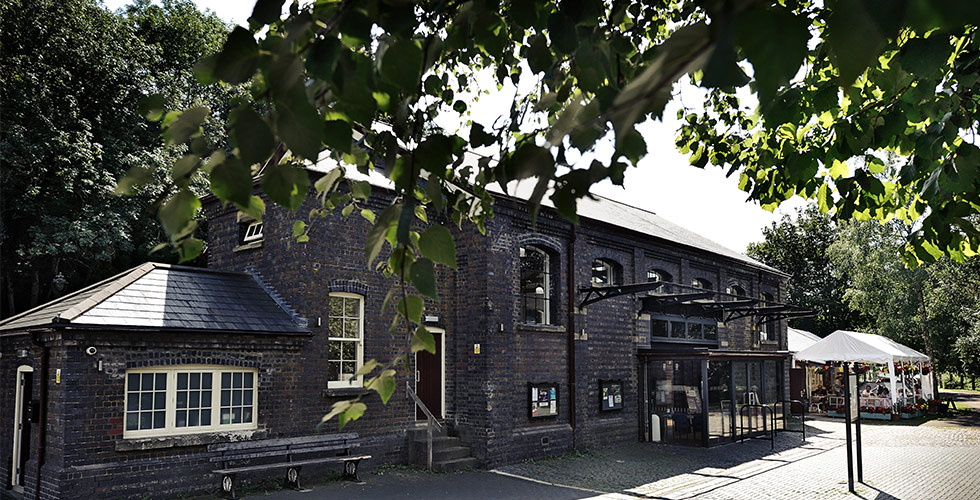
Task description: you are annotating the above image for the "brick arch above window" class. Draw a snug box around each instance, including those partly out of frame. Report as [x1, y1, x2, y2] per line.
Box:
[515, 234, 562, 255]
[328, 279, 369, 297]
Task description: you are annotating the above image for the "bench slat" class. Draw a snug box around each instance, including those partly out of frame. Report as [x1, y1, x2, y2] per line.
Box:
[209, 443, 360, 463]
[213, 455, 372, 475]
[208, 433, 359, 452]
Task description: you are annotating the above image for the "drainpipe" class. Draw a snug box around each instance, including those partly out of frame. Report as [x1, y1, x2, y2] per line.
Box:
[567, 224, 576, 448]
[31, 331, 50, 500]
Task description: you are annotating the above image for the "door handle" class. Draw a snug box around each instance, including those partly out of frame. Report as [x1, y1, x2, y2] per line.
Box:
[415, 370, 420, 383]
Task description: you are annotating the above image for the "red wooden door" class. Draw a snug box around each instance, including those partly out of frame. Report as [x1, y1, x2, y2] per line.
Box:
[416, 330, 443, 420]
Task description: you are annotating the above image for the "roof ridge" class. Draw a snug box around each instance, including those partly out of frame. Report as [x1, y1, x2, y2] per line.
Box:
[588, 191, 658, 217]
[58, 262, 158, 322]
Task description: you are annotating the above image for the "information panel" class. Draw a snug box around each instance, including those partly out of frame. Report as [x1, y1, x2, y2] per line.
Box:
[529, 382, 559, 418]
[599, 379, 624, 411]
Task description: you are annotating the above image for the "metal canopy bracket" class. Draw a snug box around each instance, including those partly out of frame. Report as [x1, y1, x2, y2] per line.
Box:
[578, 281, 812, 321]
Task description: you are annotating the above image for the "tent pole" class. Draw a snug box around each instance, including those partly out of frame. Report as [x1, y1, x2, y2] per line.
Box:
[843, 362, 855, 494]
[888, 360, 898, 410]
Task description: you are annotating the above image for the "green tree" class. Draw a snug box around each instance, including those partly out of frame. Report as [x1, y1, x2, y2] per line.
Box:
[0, 0, 239, 317]
[829, 220, 980, 377]
[121, 0, 980, 426]
[747, 204, 863, 336]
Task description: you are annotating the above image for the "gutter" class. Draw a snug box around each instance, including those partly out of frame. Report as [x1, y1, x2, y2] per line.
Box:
[567, 223, 576, 448]
[31, 331, 49, 499]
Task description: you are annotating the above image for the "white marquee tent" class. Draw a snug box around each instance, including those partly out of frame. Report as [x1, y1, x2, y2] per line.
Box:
[795, 330, 932, 403]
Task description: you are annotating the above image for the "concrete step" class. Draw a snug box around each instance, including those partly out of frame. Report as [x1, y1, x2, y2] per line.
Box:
[408, 426, 449, 441]
[411, 435, 461, 448]
[433, 445, 472, 462]
[432, 456, 479, 473]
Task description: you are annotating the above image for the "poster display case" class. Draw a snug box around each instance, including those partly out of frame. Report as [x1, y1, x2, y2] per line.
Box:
[600, 379, 624, 411]
[529, 382, 559, 418]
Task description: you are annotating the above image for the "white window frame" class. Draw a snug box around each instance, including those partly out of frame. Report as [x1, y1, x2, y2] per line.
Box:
[242, 221, 263, 242]
[759, 292, 774, 342]
[327, 292, 365, 388]
[520, 246, 551, 324]
[123, 365, 258, 439]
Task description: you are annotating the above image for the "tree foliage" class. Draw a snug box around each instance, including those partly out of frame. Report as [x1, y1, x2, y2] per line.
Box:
[746, 203, 863, 336]
[120, 0, 980, 425]
[0, 0, 240, 317]
[829, 219, 980, 374]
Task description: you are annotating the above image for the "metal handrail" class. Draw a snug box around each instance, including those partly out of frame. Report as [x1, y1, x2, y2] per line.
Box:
[406, 381, 443, 470]
[738, 404, 775, 449]
[771, 399, 807, 442]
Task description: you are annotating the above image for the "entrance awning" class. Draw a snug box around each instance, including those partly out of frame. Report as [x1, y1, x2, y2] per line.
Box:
[578, 281, 813, 325]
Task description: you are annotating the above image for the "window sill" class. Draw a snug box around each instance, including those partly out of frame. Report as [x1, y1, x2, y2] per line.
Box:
[760, 340, 779, 345]
[516, 323, 566, 334]
[322, 387, 371, 398]
[233, 240, 263, 252]
[116, 428, 266, 451]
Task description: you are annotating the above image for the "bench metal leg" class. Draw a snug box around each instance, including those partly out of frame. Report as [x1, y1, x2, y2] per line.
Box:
[221, 474, 237, 499]
[285, 466, 303, 490]
[343, 460, 361, 482]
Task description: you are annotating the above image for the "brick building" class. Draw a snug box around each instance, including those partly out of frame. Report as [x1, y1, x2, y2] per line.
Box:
[1, 164, 798, 499]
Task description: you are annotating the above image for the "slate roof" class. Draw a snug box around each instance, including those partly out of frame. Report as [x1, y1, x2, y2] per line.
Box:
[0, 263, 309, 335]
[311, 155, 785, 276]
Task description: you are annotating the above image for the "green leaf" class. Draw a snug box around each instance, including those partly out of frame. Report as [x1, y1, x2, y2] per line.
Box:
[315, 167, 344, 195]
[365, 369, 396, 404]
[702, 12, 749, 89]
[338, 402, 366, 430]
[470, 123, 496, 148]
[381, 39, 423, 93]
[360, 208, 376, 224]
[160, 188, 201, 237]
[826, 0, 885, 85]
[197, 27, 258, 85]
[411, 326, 436, 354]
[818, 182, 832, 213]
[618, 129, 647, 165]
[398, 295, 424, 324]
[163, 106, 209, 145]
[350, 180, 371, 202]
[115, 166, 154, 195]
[527, 34, 552, 74]
[365, 204, 402, 265]
[418, 225, 457, 269]
[210, 158, 253, 206]
[829, 159, 849, 179]
[138, 94, 165, 122]
[171, 154, 201, 182]
[249, 0, 284, 26]
[899, 35, 951, 78]
[415, 135, 454, 172]
[409, 257, 438, 299]
[548, 11, 578, 54]
[324, 119, 352, 154]
[176, 238, 204, 263]
[292, 220, 306, 237]
[235, 195, 266, 222]
[355, 359, 381, 377]
[261, 162, 310, 211]
[274, 85, 323, 161]
[306, 36, 341, 80]
[342, 203, 355, 217]
[230, 106, 274, 168]
[509, 143, 555, 181]
[736, 7, 809, 105]
[321, 400, 352, 425]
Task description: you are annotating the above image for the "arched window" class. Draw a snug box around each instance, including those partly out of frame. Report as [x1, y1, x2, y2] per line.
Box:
[520, 246, 551, 324]
[759, 292, 774, 342]
[647, 268, 673, 294]
[591, 258, 622, 286]
[691, 278, 712, 290]
[726, 283, 746, 299]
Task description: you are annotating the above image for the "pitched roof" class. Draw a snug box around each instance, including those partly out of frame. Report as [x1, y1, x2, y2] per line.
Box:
[311, 156, 785, 276]
[0, 263, 309, 335]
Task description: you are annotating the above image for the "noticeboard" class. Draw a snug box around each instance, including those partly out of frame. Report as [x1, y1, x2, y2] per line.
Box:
[599, 379, 624, 411]
[529, 382, 559, 418]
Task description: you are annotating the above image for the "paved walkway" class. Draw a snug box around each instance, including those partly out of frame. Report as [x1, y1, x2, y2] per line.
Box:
[248, 395, 980, 500]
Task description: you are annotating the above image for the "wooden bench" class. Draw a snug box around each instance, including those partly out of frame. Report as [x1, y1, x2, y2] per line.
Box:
[208, 433, 371, 498]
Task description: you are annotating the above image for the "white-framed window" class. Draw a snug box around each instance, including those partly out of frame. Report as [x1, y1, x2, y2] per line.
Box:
[590, 258, 622, 286]
[760, 292, 774, 342]
[520, 246, 551, 324]
[692, 278, 712, 290]
[124, 366, 257, 438]
[647, 268, 673, 294]
[726, 283, 746, 300]
[242, 221, 264, 242]
[327, 293, 364, 388]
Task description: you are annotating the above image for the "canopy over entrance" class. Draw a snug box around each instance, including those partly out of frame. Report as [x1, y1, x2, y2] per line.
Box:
[795, 330, 929, 365]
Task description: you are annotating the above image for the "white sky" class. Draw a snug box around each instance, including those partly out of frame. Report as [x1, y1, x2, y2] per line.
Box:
[103, 0, 806, 254]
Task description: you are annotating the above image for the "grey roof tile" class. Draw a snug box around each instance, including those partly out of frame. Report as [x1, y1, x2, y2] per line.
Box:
[0, 263, 309, 335]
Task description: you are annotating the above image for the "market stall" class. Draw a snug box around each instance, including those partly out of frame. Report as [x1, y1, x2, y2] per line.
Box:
[795, 330, 932, 416]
